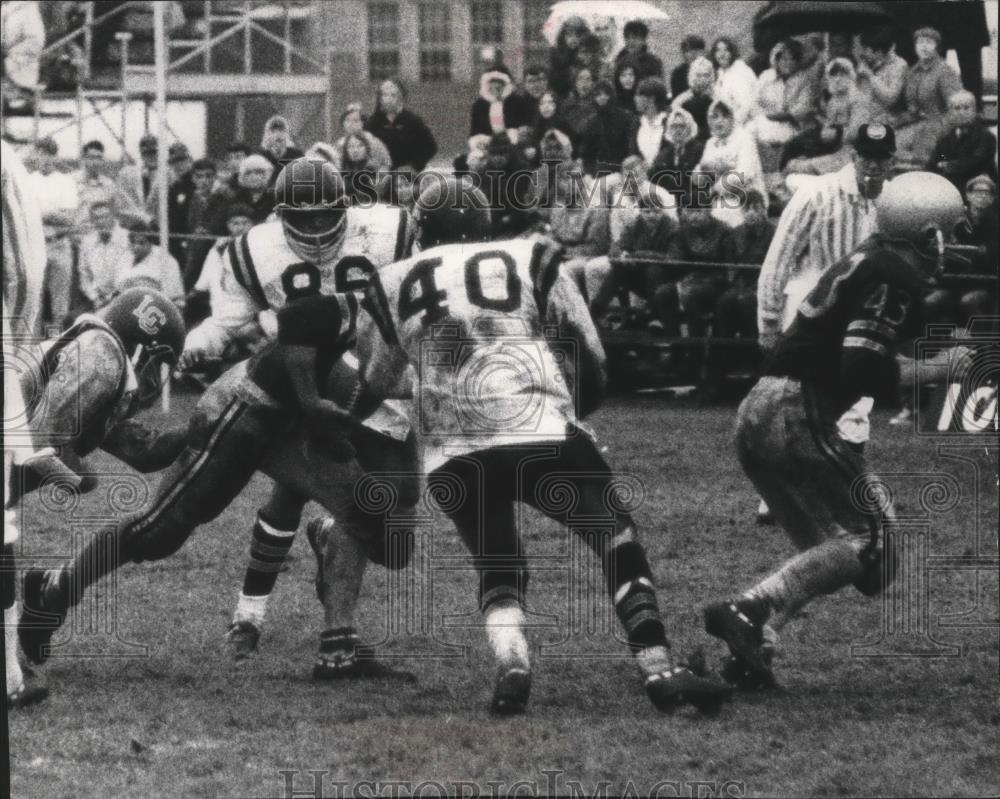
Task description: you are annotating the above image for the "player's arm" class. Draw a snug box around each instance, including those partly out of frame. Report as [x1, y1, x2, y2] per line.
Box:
[276, 294, 356, 426]
[532, 238, 607, 417]
[180, 236, 263, 369]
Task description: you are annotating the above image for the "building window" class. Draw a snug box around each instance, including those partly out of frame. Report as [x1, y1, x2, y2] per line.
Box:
[418, 1, 451, 81]
[522, 0, 549, 69]
[471, 0, 502, 45]
[368, 2, 400, 81]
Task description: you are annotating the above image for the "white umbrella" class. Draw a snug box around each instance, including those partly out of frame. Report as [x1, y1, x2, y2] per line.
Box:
[542, 1, 670, 57]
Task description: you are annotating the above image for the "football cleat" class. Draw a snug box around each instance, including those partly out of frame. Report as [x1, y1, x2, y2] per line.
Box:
[312, 627, 388, 680]
[224, 621, 261, 661]
[19, 568, 68, 665]
[704, 598, 775, 688]
[305, 517, 335, 604]
[644, 666, 733, 715]
[7, 667, 49, 709]
[490, 665, 532, 716]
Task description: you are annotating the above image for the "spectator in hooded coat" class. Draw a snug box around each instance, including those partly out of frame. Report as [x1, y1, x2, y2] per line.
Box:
[470, 69, 515, 138]
[650, 107, 705, 207]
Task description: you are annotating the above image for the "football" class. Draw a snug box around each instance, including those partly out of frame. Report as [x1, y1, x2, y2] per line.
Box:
[323, 351, 363, 413]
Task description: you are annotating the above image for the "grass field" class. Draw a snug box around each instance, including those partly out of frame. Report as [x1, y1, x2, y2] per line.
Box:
[9, 393, 1000, 798]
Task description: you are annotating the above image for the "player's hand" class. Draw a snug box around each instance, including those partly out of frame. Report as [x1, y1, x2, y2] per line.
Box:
[177, 347, 208, 372]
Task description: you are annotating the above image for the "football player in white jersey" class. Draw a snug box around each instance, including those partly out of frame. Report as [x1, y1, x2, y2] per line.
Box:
[18, 161, 421, 673]
[279, 176, 733, 715]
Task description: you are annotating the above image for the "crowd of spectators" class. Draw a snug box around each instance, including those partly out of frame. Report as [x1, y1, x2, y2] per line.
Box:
[10, 8, 997, 392]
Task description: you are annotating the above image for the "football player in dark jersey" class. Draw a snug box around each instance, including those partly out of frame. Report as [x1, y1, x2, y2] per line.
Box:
[702, 172, 969, 689]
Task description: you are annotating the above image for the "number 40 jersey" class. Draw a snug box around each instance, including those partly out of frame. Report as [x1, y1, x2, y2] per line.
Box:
[357, 236, 606, 473]
[184, 203, 410, 358]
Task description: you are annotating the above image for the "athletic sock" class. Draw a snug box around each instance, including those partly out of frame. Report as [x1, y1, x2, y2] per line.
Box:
[484, 600, 529, 668]
[241, 514, 296, 597]
[597, 527, 669, 652]
[743, 538, 865, 630]
[232, 592, 269, 628]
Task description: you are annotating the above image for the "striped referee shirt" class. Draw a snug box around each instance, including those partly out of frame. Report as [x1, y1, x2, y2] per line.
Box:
[757, 163, 879, 339]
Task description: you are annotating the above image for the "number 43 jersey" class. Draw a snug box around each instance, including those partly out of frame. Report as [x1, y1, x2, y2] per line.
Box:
[184, 203, 410, 358]
[359, 236, 605, 472]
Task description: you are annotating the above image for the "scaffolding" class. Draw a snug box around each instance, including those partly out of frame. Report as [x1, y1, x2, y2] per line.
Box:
[9, 1, 335, 159]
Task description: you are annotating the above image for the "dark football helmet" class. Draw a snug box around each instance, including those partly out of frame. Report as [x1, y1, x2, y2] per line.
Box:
[100, 288, 185, 406]
[412, 175, 492, 250]
[273, 157, 350, 262]
[876, 172, 967, 273]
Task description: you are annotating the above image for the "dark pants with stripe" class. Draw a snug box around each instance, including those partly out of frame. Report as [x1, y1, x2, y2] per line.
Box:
[736, 377, 892, 592]
[62, 398, 295, 602]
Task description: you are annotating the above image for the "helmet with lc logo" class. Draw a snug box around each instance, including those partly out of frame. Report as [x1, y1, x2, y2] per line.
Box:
[100, 288, 185, 405]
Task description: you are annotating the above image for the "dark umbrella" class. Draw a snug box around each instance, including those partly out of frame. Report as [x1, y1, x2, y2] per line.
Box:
[753, 1, 894, 53]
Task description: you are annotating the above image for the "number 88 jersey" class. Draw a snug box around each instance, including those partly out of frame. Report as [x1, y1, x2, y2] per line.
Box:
[184, 203, 411, 358]
[360, 236, 601, 473]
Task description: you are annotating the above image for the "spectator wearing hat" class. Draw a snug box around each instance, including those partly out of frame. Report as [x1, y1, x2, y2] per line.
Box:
[116, 133, 161, 224]
[709, 37, 757, 126]
[671, 57, 716, 141]
[365, 78, 438, 173]
[781, 58, 873, 175]
[77, 200, 131, 311]
[856, 26, 908, 124]
[260, 115, 304, 171]
[927, 90, 998, 193]
[650, 107, 705, 207]
[579, 79, 634, 178]
[670, 35, 706, 100]
[549, 16, 592, 99]
[216, 141, 252, 193]
[115, 220, 185, 308]
[614, 21, 663, 83]
[26, 137, 79, 328]
[758, 122, 896, 353]
[894, 27, 963, 168]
